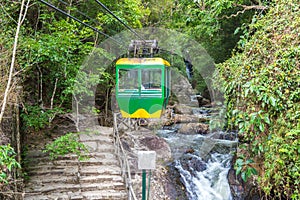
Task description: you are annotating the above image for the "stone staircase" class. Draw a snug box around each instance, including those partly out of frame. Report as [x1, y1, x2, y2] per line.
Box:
[24, 126, 127, 200]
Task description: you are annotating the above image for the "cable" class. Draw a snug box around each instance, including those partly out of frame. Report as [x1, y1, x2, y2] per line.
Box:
[94, 0, 145, 42]
[57, 0, 98, 24]
[38, 0, 125, 47]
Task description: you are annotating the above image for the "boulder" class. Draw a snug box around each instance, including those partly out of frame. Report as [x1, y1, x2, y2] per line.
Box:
[174, 114, 209, 123]
[140, 135, 172, 160]
[176, 123, 209, 134]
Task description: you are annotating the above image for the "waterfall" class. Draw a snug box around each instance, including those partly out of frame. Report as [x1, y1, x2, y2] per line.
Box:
[158, 130, 237, 200]
[175, 153, 233, 200]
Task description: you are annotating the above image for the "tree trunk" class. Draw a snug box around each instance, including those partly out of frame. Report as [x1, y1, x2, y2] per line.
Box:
[0, 0, 30, 125]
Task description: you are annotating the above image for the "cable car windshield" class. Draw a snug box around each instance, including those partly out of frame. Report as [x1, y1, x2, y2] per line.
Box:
[118, 68, 162, 92]
[119, 69, 139, 91]
[142, 69, 161, 90]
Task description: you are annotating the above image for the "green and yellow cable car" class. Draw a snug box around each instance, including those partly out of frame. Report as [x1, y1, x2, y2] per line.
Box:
[116, 58, 171, 118]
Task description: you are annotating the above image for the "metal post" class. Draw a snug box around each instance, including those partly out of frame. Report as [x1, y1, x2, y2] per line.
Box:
[142, 169, 147, 200]
[147, 170, 152, 200]
[138, 151, 156, 200]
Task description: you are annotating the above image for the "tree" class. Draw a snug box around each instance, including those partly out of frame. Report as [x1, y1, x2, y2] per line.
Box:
[0, 0, 29, 126]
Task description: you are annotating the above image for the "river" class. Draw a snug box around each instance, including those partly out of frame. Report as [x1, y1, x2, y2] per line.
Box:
[157, 108, 238, 200]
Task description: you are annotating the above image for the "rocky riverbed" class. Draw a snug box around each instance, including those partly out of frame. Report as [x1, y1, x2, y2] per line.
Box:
[118, 102, 260, 200]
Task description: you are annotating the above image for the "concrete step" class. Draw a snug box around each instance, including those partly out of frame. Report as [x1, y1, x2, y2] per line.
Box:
[80, 174, 123, 183]
[25, 183, 81, 193]
[24, 126, 127, 200]
[79, 133, 114, 142]
[79, 165, 122, 176]
[26, 175, 78, 185]
[27, 165, 78, 176]
[80, 158, 119, 166]
[80, 181, 125, 191]
[24, 191, 82, 200]
[81, 190, 127, 200]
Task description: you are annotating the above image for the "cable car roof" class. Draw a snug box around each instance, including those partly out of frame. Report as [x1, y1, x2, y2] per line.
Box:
[116, 58, 171, 67]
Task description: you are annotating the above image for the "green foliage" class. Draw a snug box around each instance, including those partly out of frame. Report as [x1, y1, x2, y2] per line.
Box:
[43, 133, 89, 160]
[217, 0, 300, 198]
[20, 105, 64, 131]
[19, 17, 93, 107]
[96, 0, 149, 35]
[157, 0, 264, 63]
[0, 144, 21, 184]
[263, 127, 300, 199]
[235, 156, 258, 182]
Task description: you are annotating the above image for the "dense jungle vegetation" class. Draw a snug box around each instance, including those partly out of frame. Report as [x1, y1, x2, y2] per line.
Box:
[0, 0, 299, 199]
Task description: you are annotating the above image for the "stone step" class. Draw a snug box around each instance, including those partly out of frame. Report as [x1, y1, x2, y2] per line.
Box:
[26, 165, 78, 176]
[79, 165, 122, 176]
[81, 190, 127, 200]
[79, 133, 114, 142]
[24, 191, 82, 200]
[25, 183, 81, 194]
[83, 142, 115, 153]
[26, 175, 78, 185]
[81, 152, 117, 159]
[24, 126, 127, 200]
[80, 181, 125, 191]
[80, 174, 123, 183]
[80, 158, 119, 166]
[25, 188, 127, 200]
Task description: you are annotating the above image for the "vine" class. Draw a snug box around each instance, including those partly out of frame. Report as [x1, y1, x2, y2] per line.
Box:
[217, 0, 300, 198]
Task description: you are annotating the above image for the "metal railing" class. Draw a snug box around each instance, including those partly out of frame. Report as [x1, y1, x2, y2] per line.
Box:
[113, 113, 138, 200]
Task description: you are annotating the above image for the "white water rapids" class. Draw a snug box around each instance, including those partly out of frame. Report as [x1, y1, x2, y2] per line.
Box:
[158, 130, 237, 200]
[175, 153, 232, 200]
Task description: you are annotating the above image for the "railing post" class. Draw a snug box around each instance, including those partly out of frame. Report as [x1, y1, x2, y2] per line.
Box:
[142, 169, 147, 200]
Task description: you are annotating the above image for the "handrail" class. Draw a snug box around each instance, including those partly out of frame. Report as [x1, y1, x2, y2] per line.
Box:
[113, 113, 138, 200]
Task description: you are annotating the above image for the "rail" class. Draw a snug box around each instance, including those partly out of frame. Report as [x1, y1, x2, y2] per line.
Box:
[113, 113, 138, 200]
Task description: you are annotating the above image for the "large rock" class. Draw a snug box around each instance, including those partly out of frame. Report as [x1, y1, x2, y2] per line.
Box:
[140, 135, 172, 160]
[171, 74, 199, 107]
[176, 123, 209, 134]
[120, 130, 174, 199]
[174, 114, 209, 123]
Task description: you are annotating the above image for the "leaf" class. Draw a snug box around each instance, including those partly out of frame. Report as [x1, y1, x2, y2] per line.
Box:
[246, 159, 254, 165]
[259, 123, 265, 132]
[241, 171, 247, 182]
[269, 96, 276, 107]
[264, 114, 271, 125]
[236, 166, 242, 175]
[250, 167, 258, 175]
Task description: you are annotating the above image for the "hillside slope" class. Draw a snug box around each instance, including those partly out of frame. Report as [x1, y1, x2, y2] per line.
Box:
[217, 0, 299, 199]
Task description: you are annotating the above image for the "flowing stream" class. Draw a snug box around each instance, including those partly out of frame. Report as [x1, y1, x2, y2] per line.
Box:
[157, 108, 238, 200]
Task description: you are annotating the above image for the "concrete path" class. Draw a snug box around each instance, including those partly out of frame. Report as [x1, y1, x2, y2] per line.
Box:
[24, 126, 127, 200]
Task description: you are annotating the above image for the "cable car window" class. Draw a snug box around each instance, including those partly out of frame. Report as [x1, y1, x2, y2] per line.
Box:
[119, 69, 138, 91]
[142, 69, 161, 90]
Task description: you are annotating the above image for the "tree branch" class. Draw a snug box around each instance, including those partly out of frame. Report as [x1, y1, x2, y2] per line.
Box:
[221, 4, 268, 19]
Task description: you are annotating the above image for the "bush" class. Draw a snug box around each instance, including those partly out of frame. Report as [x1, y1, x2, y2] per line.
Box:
[217, 0, 300, 198]
[0, 144, 21, 184]
[43, 133, 89, 160]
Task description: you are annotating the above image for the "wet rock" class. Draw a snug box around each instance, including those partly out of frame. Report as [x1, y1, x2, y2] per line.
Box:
[179, 153, 207, 173]
[173, 104, 194, 115]
[171, 75, 199, 107]
[174, 114, 209, 123]
[197, 96, 211, 107]
[140, 135, 172, 160]
[176, 123, 209, 134]
[166, 163, 189, 200]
